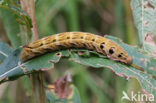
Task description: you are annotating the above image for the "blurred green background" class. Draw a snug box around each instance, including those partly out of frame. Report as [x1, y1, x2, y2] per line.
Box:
[0, 0, 141, 103]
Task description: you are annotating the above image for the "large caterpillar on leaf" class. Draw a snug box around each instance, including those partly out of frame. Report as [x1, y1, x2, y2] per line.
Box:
[20, 32, 133, 64]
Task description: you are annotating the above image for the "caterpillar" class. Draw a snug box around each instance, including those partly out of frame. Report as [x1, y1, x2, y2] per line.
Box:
[20, 32, 133, 64]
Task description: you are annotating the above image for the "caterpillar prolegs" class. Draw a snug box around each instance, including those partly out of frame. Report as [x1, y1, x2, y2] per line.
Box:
[20, 32, 133, 64]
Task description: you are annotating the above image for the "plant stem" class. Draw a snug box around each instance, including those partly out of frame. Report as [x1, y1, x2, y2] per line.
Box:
[30, 73, 47, 103]
[20, 0, 46, 103]
[29, 0, 39, 41]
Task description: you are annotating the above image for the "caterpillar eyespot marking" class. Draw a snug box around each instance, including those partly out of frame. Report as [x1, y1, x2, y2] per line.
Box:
[20, 32, 133, 64]
[109, 48, 114, 54]
[118, 53, 123, 58]
[100, 44, 104, 49]
[118, 54, 122, 58]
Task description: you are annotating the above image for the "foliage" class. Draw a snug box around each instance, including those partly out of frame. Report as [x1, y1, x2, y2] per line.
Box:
[0, 0, 156, 103]
[131, 0, 156, 55]
[0, 42, 12, 63]
[1, 35, 156, 100]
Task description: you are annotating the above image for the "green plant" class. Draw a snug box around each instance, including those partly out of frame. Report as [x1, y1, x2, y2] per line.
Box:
[0, 0, 156, 103]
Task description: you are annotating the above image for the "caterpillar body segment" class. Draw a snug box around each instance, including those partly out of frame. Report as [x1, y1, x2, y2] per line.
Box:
[20, 32, 133, 64]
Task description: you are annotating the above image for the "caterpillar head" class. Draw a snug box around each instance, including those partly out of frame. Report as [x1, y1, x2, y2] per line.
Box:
[100, 40, 133, 65]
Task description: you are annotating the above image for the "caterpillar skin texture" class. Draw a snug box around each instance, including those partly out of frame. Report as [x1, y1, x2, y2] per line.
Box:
[20, 32, 133, 64]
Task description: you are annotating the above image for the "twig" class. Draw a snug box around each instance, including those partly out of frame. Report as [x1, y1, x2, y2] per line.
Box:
[29, 0, 39, 40]
[20, 0, 39, 40]
[30, 73, 47, 103]
[20, 0, 46, 103]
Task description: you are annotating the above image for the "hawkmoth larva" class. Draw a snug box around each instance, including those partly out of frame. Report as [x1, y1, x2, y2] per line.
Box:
[20, 32, 133, 64]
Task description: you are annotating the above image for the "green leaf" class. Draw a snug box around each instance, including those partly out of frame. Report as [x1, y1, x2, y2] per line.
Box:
[9, 5, 32, 27]
[65, 0, 79, 31]
[0, 36, 156, 99]
[0, 0, 8, 5]
[106, 35, 156, 76]
[0, 8, 22, 48]
[131, 0, 156, 55]
[0, 48, 69, 82]
[70, 51, 156, 98]
[0, 42, 12, 63]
